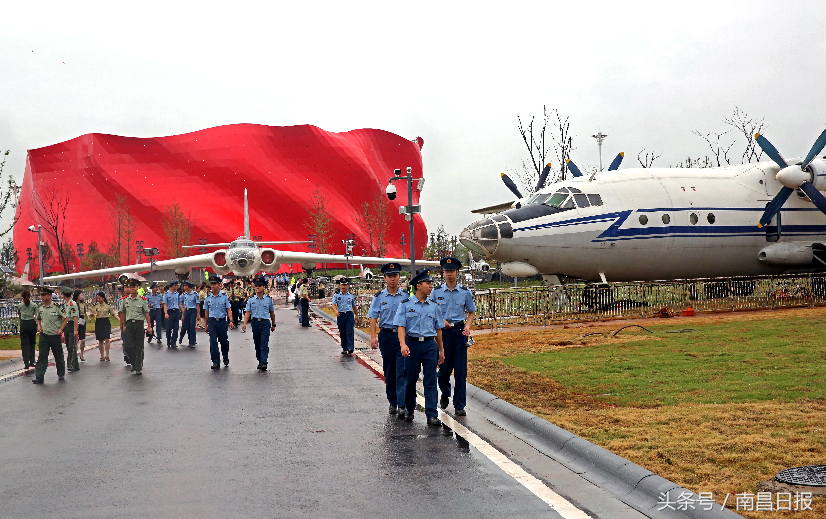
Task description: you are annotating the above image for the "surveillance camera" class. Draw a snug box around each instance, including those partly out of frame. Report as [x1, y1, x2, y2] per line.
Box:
[406, 167, 412, 175]
[394, 168, 402, 176]
[28, 225, 36, 231]
[385, 183, 397, 201]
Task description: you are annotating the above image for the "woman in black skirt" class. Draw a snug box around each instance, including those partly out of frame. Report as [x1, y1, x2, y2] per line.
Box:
[91, 292, 118, 361]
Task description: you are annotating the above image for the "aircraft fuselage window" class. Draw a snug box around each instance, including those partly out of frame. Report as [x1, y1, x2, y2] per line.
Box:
[662, 214, 671, 224]
[587, 194, 603, 206]
[690, 213, 698, 225]
[707, 213, 716, 224]
[639, 214, 648, 225]
[573, 194, 590, 208]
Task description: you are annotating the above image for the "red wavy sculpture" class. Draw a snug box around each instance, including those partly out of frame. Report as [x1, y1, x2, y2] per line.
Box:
[13, 124, 427, 276]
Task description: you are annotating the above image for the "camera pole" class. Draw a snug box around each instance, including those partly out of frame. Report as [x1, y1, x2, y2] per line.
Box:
[388, 167, 421, 275]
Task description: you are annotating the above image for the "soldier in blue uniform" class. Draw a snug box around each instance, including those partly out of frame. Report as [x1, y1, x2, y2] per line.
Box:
[368, 263, 408, 416]
[393, 269, 445, 426]
[146, 283, 163, 345]
[204, 276, 234, 369]
[242, 276, 276, 370]
[331, 278, 357, 355]
[162, 280, 181, 348]
[179, 281, 200, 348]
[432, 257, 477, 416]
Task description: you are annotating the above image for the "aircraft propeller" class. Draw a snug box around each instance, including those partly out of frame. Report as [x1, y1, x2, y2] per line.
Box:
[500, 173, 523, 198]
[566, 152, 624, 179]
[756, 130, 826, 228]
[535, 163, 552, 191]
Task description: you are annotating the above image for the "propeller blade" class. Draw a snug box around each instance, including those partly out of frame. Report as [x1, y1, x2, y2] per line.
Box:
[799, 181, 826, 214]
[755, 133, 788, 169]
[758, 186, 794, 228]
[802, 129, 826, 169]
[500, 173, 523, 198]
[535, 162, 552, 191]
[607, 152, 624, 171]
[566, 159, 583, 178]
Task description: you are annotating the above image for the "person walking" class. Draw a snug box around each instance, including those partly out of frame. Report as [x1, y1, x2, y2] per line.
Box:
[179, 281, 199, 347]
[91, 292, 118, 361]
[198, 283, 208, 329]
[432, 257, 477, 416]
[242, 276, 276, 370]
[368, 263, 408, 415]
[32, 287, 67, 384]
[228, 280, 243, 328]
[393, 269, 445, 426]
[145, 283, 163, 345]
[118, 279, 152, 375]
[73, 290, 89, 363]
[59, 286, 80, 373]
[204, 276, 234, 369]
[17, 290, 38, 369]
[332, 278, 357, 355]
[298, 278, 311, 327]
[162, 280, 181, 348]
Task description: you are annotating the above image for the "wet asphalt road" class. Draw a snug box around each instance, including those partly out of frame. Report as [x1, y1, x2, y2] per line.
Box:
[0, 309, 559, 518]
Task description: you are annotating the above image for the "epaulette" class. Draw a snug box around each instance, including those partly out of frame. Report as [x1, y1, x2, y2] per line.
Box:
[375, 291, 382, 297]
[141, 296, 147, 300]
[402, 298, 410, 304]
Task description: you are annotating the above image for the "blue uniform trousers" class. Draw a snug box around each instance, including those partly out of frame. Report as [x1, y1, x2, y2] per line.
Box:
[181, 308, 198, 346]
[404, 337, 439, 418]
[166, 309, 180, 346]
[251, 319, 271, 364]
[378, 329, 405, 407]
[148, 309, 162, 341]
[438, 326, 469, 410]
[337, 311, 355, 352]
[208, 318, 230, 365]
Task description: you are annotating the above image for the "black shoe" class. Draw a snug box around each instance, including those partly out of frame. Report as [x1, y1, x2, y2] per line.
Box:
[341, 350, 347, 355]
[405, 411, 414, 422]
[157, 339, 161, 344]
[32, 379, 44, 384]
[57, 375, 65, 381]
[223, 358, 229, 366]
[172, 345, 178, 349]
[211, 364, 220, 370]
[188, 345, 195, 348]
[67, 368, 76, 372]
[440, 394, 449, 409]
[455, 409, 466, 416]
[256, 364, 264, 370]
[347, 350, 354, 355]
[147, 338, 152, 344]
[179, 336, 183, 344]
[261, 364, 267, 371]
[427, 416, 442, 427]
[397, 409, 407, 419]
[134, 371, 142, 375]
[389, 405, 398, 415]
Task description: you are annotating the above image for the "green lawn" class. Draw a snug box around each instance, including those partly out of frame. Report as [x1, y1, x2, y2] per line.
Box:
[501, 317, 826, 407]
[0, 317, 122, 350]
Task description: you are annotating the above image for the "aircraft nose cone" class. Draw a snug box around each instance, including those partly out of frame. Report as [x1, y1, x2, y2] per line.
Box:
[776, 165, 810, 189]
[459, 218, 499, 256]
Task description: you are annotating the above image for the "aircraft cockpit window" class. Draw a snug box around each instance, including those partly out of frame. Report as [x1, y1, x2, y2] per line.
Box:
[229, 243, 236, 249]
[557, 187, 570, 193]
[573, 194, 590, 208]
[567, 187, 582, 194]
[544, 193, 569, 207]
[526, 193, 543, 205]
[560, 198, 574, 209]
[587, 194, 603, 206]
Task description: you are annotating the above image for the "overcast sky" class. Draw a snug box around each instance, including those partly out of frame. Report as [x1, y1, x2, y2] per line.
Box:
[2, 1, 825, 241]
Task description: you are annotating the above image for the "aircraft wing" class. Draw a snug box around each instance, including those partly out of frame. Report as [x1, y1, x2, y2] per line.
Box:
[471, 201, 516, 214]
[275, 251, 440, 268]
[41, 254, 214, 283]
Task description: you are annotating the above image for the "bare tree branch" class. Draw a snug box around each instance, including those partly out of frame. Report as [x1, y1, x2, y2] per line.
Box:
[724, 106, 765, 163]
[637, 148, 662, 168]
[30, 184, 72, 274]
[692, 129, 735, 167]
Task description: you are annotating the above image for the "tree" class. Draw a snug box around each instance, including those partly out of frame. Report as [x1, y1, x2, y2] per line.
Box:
[423, 225, 467, 264]
[162, 201, 193, 259]
[107, 194, 137, 264]
[304, 188, 333, 254]
[30, 184, 72, 274]
[687, 107, 766, 168]
[637, 148, 662, 168]
[0, 150, 17, 239]
[356, 192, 393, 257]
[515, 107, 575, 196]
[724, 107, 765, 164]
[0, 238, 18, 272]
[82, 240, 118, 285]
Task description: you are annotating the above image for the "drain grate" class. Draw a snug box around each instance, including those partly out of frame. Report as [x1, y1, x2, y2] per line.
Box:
[775, 466, 826, 487]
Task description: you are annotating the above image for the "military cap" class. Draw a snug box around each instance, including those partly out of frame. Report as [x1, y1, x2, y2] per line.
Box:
[440, 256, 462, 271]
[150, 282, 158, 289]
[339, 277, 350, 285]
[59, 286, 74, 295]
[168, 280, 179, 286]
[410, 269, 433, 287]
[183, 281, 194, 288]
[40, 286, 55, 295]
[209, 276, 222, 285]
[126, 278, 141, 287]
[381, 262, 401, 275]
[253, 277, 267, 287]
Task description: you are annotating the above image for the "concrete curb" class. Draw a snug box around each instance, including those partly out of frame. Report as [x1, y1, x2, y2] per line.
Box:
[310, 304, 741, 518]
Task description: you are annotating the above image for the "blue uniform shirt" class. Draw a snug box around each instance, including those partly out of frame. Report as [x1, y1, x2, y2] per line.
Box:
[182, 291, 200, 309]
[163, 291, 181, 311]
[145, 292, 163, 310]
[204, 292, 231, 319]
[367, 288, 406, 329]
[392, 296, 444, 337]
[430, 283, 477, 324]
[245, 294, 274, 319]
[332, 292, 356, 313]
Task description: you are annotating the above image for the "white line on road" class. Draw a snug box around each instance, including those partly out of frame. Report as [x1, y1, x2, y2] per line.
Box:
[354, 350, 592, 519]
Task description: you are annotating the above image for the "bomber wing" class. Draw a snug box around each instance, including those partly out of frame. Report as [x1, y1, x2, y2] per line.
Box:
[274, 251, 440, 267]
[41, 254, 214, 283]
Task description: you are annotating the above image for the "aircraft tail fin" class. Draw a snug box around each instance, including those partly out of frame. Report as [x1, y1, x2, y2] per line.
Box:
[243, 188, 250, 239]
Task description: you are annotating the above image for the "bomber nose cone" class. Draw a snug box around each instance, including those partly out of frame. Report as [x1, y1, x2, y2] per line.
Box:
[459, 218, 499, 256]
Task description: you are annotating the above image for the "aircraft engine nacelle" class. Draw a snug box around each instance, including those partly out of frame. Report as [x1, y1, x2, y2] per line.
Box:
[478, 261, 490, 272]
[758, 242, 813, 266]
[211, 250, 232, 275]
[500, 261, 539, 277]
[362, 267, 374, 281]
[259, 249, 280, 273]
[810, 160, 826, 191]
[301, 262, 318, 271]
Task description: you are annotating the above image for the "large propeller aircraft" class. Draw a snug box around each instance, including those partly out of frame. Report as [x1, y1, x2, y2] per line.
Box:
[44, 190, 439, 284]
[461, 129, 826, 283]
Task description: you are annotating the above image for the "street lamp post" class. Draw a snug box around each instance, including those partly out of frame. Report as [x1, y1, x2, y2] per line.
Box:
[387, 167, 421, 274]
[399, 233, 406, 259]
[341, 234, 355, 277]
[136, 240, 144, 264]
[592, 131, 608, 171]
[76, 243, 85, 279]
[27, 225, 43, 286]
